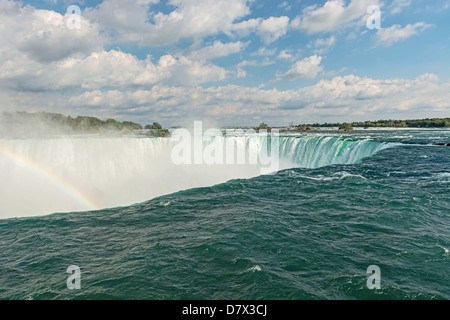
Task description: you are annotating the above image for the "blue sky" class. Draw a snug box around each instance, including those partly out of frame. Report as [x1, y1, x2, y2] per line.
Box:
[0, 0, 449, 126]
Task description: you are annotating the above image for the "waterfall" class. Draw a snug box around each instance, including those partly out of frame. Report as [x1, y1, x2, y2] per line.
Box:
[278, 136, 388, 168]
[0, 135, 389, 219]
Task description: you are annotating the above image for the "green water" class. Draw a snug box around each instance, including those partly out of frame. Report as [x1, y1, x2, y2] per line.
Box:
[0, 129, 449, 300]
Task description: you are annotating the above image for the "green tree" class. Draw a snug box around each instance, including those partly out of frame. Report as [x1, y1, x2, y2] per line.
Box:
[145, 122, 163, 130]
[122, 121, 143, 130]
[255, 123, 272, 131]
[339, 123, 353, 131]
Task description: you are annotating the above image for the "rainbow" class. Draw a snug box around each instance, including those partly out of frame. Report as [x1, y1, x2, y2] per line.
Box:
[0, 141, 100, 212]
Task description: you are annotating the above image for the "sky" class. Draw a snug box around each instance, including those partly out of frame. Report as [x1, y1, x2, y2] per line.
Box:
[0, 0, 449, 126]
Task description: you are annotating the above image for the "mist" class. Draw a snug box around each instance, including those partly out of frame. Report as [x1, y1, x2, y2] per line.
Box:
[0, 136, 281, 219]
[0, 112, 388, 219]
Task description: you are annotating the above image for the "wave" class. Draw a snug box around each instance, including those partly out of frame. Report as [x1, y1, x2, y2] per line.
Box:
[291, 171, 368, 182]
[433, 172, 450, 182]
[0, 135, 389, 219]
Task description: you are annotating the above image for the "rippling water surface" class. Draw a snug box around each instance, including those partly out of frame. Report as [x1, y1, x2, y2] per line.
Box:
[0, 129, 449, 300]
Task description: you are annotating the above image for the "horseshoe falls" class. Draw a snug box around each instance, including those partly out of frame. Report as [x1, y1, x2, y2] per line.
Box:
[0, 129, 449, 300]
[0, 135, 388, 219]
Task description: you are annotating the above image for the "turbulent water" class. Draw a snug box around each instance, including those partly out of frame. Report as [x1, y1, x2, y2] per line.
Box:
[0, 129, 449, 300]
[0, 133, 388, 218]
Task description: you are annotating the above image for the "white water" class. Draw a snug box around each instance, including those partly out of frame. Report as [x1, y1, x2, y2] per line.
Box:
[0, 135, 388, 219]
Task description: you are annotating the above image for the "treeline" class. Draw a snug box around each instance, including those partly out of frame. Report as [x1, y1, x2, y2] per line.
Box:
[304, 118, 450, 128]
[0, 111, 170, 137]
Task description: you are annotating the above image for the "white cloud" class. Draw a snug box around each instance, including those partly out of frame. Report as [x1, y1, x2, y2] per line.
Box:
[308, 36, 336, 54]
[230, 18, 261, 37]
[257, 16, 290, 44]
[292, 0, 381, 34]
[238, 59, 275, 68]
[0, 1, 233, 92]
[279, 1, 292, 11]
[389, 0, 412, 14]
[251, 47, 278, 57]
[1, 0, 448, 125]
[85, 0, 255, 46]
[236, 58, 275, 78]
[0, 48, 229, 92]
[85, 0, 290, 46]
[3, 73, 450, 124]
[188, 41, 247, 61]
[277, 50, 295, 60]
[0, 1, 105, 63]
[293, 73, 450, 117]
[312, 36, 336, 48]
[84, 0, 171, 45]
[280, 55, 323, 81]
[376, 22, 432, 47]
[155, 54, 229, 86]
[27, 73, 450, 123]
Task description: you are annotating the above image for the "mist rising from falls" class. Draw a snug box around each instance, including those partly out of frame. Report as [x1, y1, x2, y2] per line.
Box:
[0, 135, 389, 219]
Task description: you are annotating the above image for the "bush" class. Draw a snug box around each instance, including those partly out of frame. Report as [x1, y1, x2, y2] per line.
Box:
[339, 123, 353, 131]
[145, 122, 163, 130]
[255, 123, 272, 131]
